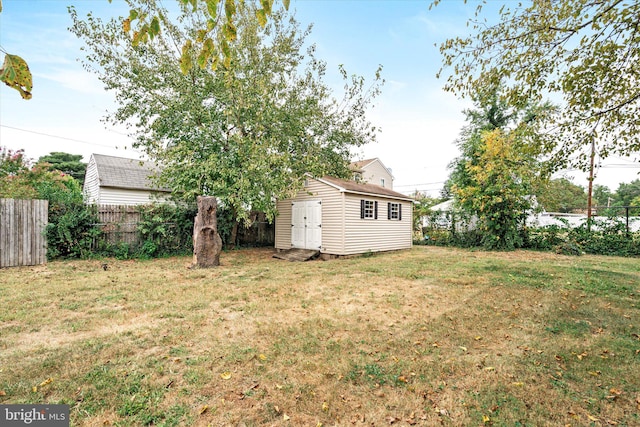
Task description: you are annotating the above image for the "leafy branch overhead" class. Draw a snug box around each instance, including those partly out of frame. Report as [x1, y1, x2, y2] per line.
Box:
[121, 0, 290, 72]
[0, 0, 33, 100]
[436, 0, 640, 171]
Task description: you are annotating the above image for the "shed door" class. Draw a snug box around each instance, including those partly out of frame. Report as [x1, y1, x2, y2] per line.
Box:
[291, 200, 322, 250]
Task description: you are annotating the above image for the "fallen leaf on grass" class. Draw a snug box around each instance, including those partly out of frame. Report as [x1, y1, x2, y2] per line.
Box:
[588, 414, 599, 422]
[283, 413, 290, 421]
[322, 401, 329, 411]
[607, 388, 623, 400]
[0, 390, 6, 396]
[39, 378, 53, 387]
[482, 414, 491, 423]
[220, 372, 232, 380]
[199, 405, 208, 415]
[258, 353, 267, 361]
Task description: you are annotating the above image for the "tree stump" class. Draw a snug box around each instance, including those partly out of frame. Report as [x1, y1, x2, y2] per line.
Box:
[192, 196, 223, 268]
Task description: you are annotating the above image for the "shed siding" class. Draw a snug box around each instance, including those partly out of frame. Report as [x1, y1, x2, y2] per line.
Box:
[275, 180, 345, 254]
[342, 194, 412, 255]
[97, 188, 168, 206]
[83, 155, 100, 204]
[362, 160, 394, 189]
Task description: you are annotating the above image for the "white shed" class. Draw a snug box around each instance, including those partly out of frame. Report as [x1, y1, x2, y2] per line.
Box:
[275, 175, 413, 256]
[83, 154, 171, 205]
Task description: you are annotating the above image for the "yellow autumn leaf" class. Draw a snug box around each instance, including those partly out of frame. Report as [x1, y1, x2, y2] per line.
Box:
[482, 414, 491, 423]
[220, 372, 232, 380]
[258, 353, 267, 361]
[283, 413, 290, 421]
[39, 377, 53, 387]
[588, 414, 599, 421]
[199, 405, 208, 415]
[322, 401, 329, 411]
[32, 386, 37, 393]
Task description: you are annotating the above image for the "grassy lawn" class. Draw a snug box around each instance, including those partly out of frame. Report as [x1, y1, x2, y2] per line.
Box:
[1, 246, 639, 426]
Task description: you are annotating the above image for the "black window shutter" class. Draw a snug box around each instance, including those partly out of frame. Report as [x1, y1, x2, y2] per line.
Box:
[360, 200, 365, 219]
[374, 201, 378, 219]
[387, 203, 391, 220]
[399, 204, 402, 221]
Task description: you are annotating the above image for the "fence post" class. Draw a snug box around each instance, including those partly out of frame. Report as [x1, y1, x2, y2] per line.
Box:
[626, 207, 630, 236]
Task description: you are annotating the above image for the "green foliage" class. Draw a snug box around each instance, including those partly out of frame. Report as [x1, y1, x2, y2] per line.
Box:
[136, 203, 196, 257]
[37, 152, 87, 186]
[453, 129, 538, 250]
[411, 191, 442, 235]
[0, 151, 101, 259]
[438, 0, 640, 171]
[535, 178, 586, 213]
[613, 179, 640, 207]
[46, 203, 100, 259]
[445, 83, 551, 251]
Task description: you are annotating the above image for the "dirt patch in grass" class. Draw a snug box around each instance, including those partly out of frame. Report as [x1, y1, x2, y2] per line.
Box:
[1, 247, 638, 426]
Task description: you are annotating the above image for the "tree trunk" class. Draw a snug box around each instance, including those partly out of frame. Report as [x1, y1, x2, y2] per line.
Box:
[192, 196, 223, 268]
[229, 220, 239, 249]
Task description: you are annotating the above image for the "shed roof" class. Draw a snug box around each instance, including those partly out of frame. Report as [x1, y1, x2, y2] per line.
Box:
[92, 154, 170, 192]
[318, 175, 413, 201]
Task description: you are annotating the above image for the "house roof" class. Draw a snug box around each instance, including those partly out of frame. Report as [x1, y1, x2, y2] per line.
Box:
[318, 175, 413, 201]
[92, 154, 170, 192]
[350, 157, 394, 179]
[349, 158, 376, 172]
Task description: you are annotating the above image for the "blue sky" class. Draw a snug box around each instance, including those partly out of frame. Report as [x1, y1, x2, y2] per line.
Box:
[1, 0, 638, 196]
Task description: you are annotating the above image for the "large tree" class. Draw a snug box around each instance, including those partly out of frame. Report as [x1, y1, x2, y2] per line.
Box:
[37, 152, 87, 187]
[437, 0, 640, 171]
[70, 1, 382, 231]
[447, 84, 549, 250]
[535, 178, 587, 213]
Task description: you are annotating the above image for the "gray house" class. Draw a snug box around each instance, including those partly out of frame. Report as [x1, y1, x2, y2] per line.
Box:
[83, 154, 170, 205]
[275, 168, 413, 256]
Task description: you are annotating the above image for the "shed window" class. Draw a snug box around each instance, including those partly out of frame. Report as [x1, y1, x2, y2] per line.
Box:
[388, 202, 402, 220]
[360, 200, 378, 219]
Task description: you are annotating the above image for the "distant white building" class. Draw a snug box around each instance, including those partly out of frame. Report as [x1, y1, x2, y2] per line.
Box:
[83, 154, 171, 205]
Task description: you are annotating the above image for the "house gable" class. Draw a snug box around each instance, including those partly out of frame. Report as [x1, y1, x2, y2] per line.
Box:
[350, 158, 394, 189]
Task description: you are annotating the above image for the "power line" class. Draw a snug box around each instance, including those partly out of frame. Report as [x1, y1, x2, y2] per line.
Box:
[0, 124, 130, 149]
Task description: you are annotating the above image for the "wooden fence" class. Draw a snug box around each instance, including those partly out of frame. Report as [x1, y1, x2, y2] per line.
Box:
[96, 205, 143, 247]
[0, 198, 48, 268]
[94, 205, 274, 249]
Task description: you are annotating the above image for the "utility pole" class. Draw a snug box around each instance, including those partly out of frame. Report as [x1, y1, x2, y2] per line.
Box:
[587, 137, 596, 232]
